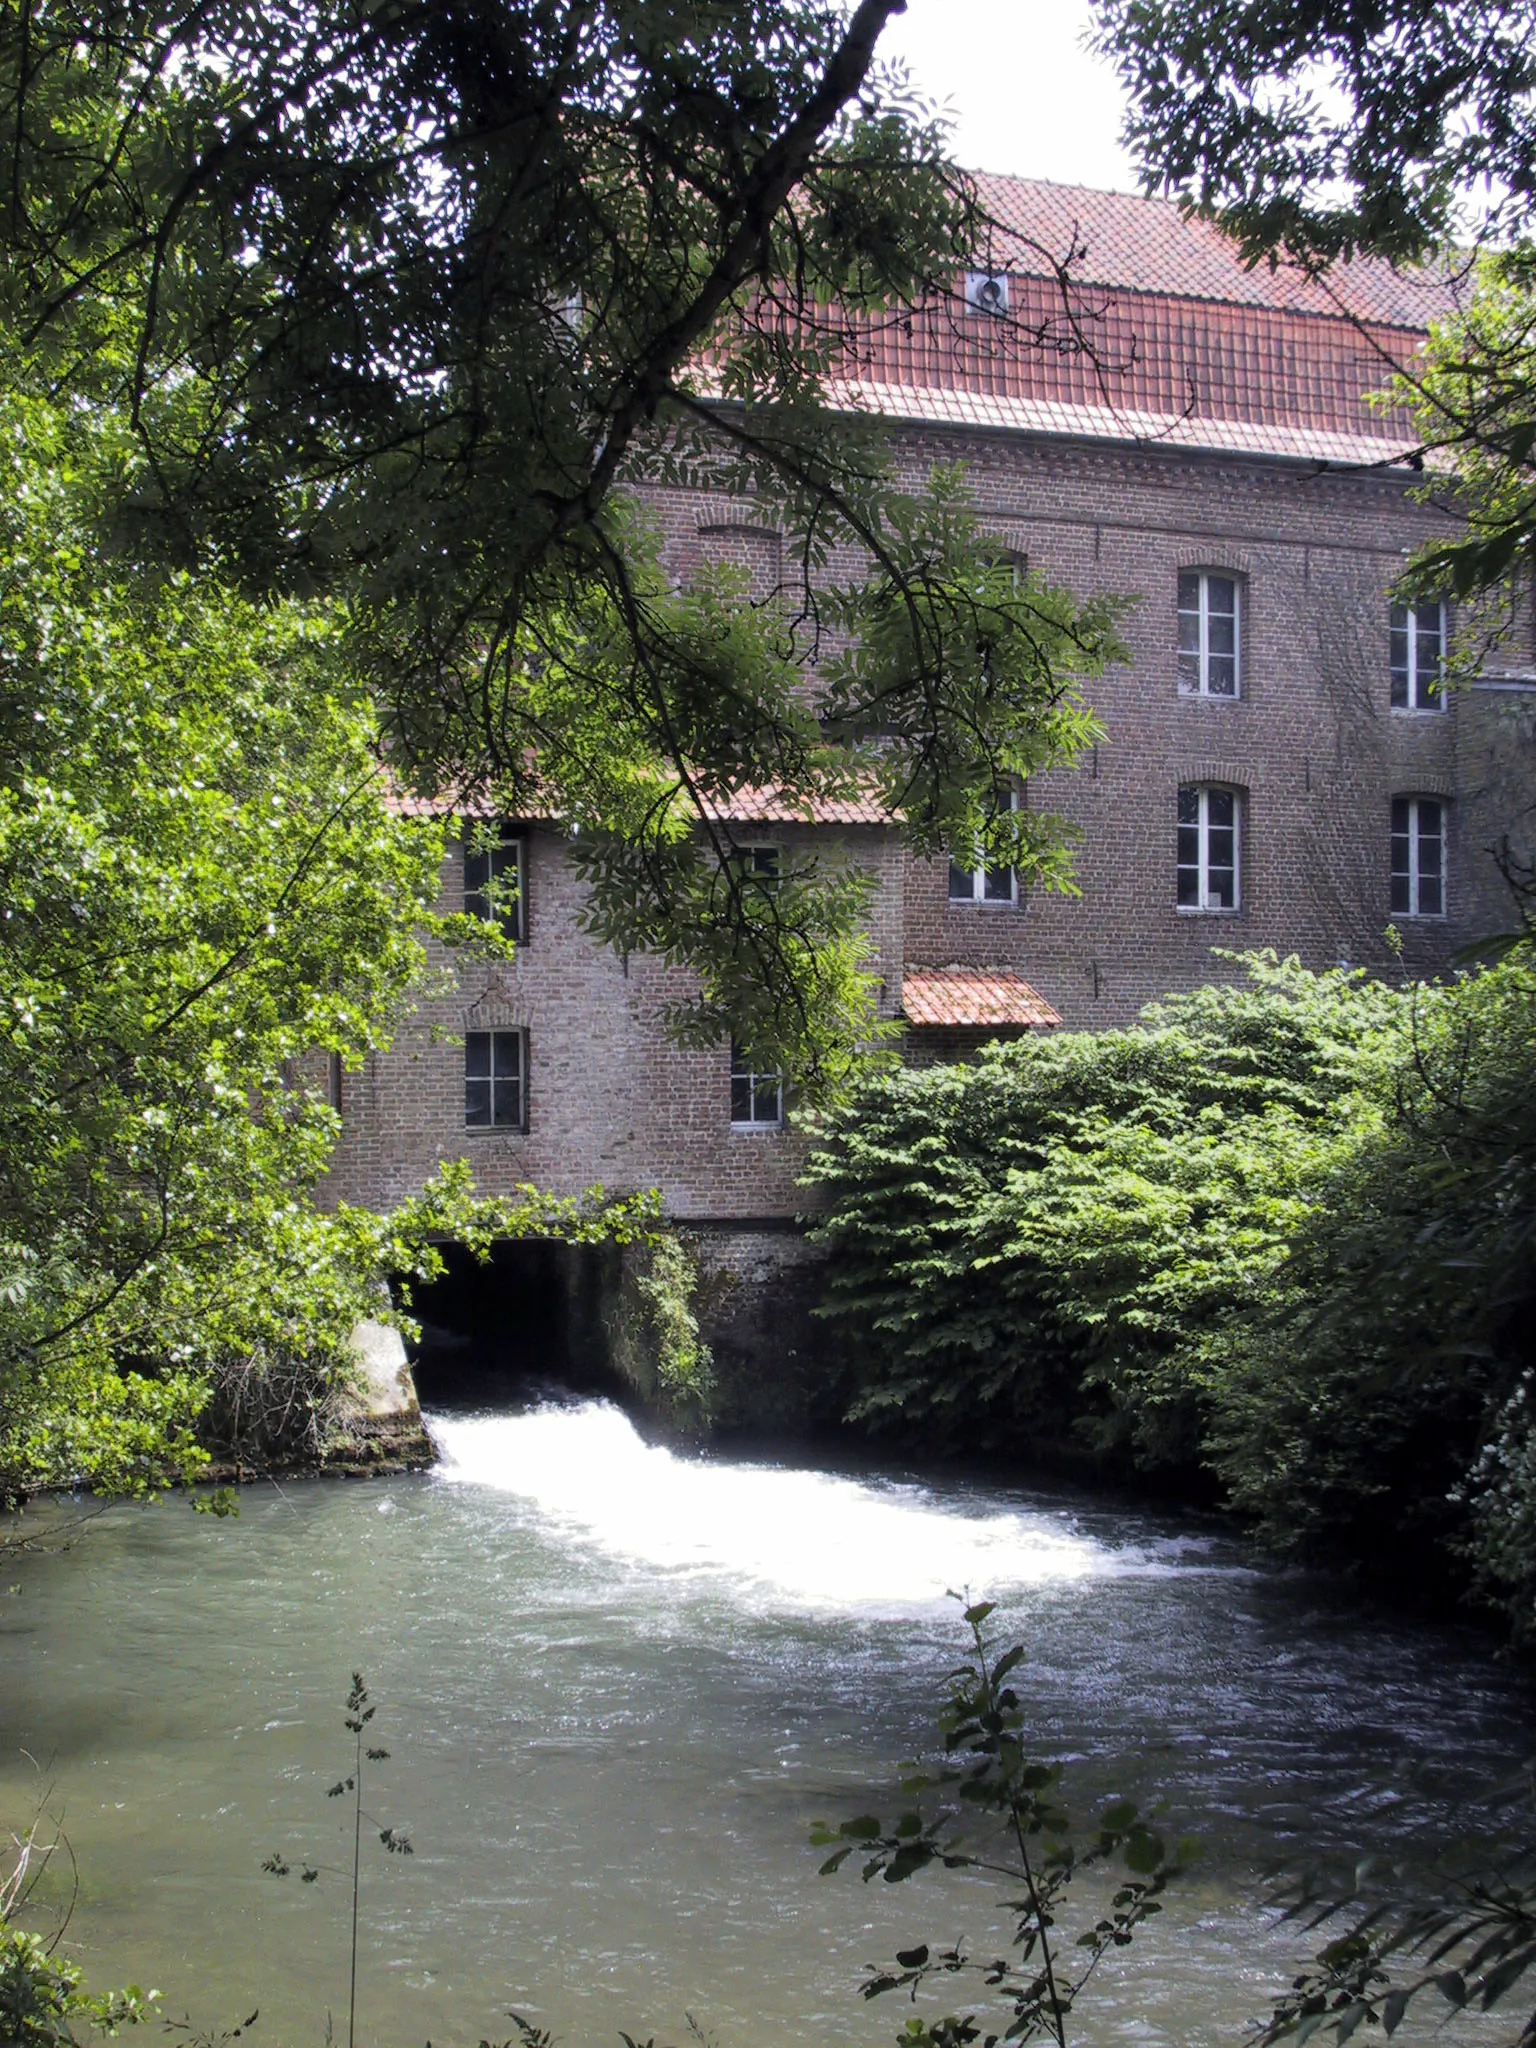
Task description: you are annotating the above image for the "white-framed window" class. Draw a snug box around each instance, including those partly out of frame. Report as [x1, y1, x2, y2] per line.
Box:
[1391, 797, 1445, 916]
[949, 789, 1020, 905]
[465, 1029, 526, 1129]
[1390, 601, 1445, 711]
[1177, 784, 1240, 910]
[730, 1039, 783, 1129]
[464, 824, 526, 941]
[1177, 571, 1240, 697]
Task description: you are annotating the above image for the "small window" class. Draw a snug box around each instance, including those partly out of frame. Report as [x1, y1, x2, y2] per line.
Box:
[465, 825, 525, 940]
[730, 1039, 783, 1129]
[733, 845, 781, 890]
[465, 1030, 526, 1129]
[1391, 797, 1445, 916]
[1177, 571, 1240, 697]
[1390, 601, 1445, 710]
[964, 270, 1009, 317]
[949, 790, 1020, 906]
[1177, 785, 1240, 910]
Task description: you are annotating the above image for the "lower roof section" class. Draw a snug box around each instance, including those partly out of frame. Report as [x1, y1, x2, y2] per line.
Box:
[901, 966, 1062, 1029]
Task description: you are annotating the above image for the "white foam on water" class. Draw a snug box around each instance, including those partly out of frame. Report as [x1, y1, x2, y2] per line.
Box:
[428, 1400, 1163, 1612]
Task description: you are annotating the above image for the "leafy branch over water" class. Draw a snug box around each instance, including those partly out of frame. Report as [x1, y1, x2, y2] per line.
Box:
[813, 1596, 1189, 2047]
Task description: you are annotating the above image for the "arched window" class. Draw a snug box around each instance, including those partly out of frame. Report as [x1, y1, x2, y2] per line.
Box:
[1177, 785, 1240, 910]
[1177, 571, 1241, 697]
[1391, 797, 1445, 915]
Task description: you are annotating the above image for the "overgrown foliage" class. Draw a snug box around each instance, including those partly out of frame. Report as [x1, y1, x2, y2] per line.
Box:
[814, 1596, 1184, 2047]
[607, 1234, 718, 1432]
[1098, 0, 1536, 267]
[0, 0, 1124, 1090]
[0, 385, 659, 1501]
[807, 954, 1536, 1620]
[1248, 1769, 1536, 2044]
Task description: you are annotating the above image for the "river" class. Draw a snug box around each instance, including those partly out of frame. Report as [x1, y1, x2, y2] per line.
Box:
[1, 1396, 1531, 2046]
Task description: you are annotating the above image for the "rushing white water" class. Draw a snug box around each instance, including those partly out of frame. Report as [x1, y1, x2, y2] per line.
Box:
[429, 1399, 1220, 1611]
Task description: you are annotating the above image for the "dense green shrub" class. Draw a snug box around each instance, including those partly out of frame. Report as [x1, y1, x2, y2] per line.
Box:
[806, 954, 1536, 1618]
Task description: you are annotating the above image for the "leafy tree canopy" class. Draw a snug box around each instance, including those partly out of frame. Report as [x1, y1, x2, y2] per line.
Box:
[1097, 0, 1536, 267]
[0, 384, 654, 1499]
[1099, 0, 1536, 672]
[0, 1, 1124, 1089]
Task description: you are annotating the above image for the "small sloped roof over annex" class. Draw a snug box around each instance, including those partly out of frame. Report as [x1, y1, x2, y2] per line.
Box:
[391, 776, 898, 829]
[901, 966, 1061, 1029]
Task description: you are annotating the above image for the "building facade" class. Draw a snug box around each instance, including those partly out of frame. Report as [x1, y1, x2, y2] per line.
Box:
[325, 178, 1535, 1373]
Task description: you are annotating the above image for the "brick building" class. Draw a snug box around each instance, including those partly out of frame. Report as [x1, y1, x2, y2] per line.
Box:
[326, 177, 1534, 1376]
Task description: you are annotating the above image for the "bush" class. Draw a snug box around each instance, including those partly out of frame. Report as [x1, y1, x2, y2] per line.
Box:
[806, 954, 1536, 1617]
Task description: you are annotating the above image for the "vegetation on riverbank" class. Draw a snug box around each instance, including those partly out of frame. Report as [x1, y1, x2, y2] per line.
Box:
[806, 951, 1536, 1632]
[0, 389, 660, 1507]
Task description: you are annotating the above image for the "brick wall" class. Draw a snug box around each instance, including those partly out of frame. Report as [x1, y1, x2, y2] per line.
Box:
[326, 820, 903, 1218]
[327, 419, 1535, 1229]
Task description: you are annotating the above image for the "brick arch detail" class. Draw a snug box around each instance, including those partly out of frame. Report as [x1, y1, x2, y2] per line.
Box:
[1390, 774, 1456, 800]
[1175, 760, 1257, 789]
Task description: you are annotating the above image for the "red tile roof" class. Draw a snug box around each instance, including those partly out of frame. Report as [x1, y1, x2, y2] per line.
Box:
[724, 174, 1458, 467]
[970, 176, 1456, 329]
[702, 782, 895, 825]
[901, 967, 1062, 1029]
[392, 778, 898, 828]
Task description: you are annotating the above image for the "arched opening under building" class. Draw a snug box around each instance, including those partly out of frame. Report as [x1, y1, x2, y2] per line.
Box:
[405, 1238, 621, 1407]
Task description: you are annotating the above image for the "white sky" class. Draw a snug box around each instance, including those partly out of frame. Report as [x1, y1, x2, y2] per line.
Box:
[875, 0, 1140, 192]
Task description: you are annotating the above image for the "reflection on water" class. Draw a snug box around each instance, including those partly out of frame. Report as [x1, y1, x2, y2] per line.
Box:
[0, 1398, 1531, 2048]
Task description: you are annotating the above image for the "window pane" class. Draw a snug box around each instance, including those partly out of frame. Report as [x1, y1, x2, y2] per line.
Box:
[465, 1031, 490, 1076]
[465, 1076, 491, 1126]
[464, 847, 489, 920]
[1178, 787, 1199, 825]
[1177, 863, 1200, 907]
[1177, 571, 1201, 611]
[1418, 798, 1443, 845]
[1390, 872, 1411, 915]
[1207, 789, 1235, 828]
[1207, 575, 1237, 617]
[1390, 797, 1409, 835]
[1206, 653, 1237, 695]
[1416, 608, 1442, 704]
[1208, 614, 1236, 656]
[949, 859, 976, 900]
[492, 1074, 523, 1128]
[493, 1032, 520, 1078]
[982, 865, 1014, 902]
[1389, 607, 1410, 707]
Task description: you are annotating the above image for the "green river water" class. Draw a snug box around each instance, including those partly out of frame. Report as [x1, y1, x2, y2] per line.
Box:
[1, 1397, 1532, 2047]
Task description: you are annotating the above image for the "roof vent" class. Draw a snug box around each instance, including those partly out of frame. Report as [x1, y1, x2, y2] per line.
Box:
[964, 270, 1009, 317]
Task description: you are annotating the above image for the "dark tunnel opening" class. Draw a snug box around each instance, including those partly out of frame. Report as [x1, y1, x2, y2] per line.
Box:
[404, 1239, 622, 1409]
